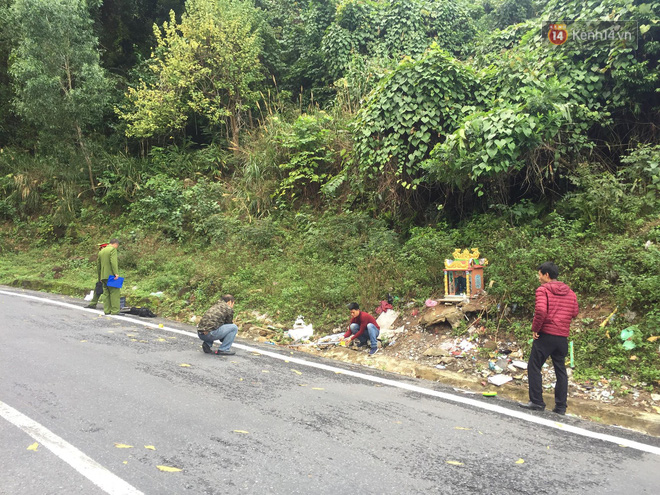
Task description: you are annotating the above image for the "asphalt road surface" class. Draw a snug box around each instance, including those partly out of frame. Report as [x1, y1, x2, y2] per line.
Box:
[2, 287, 659, 495]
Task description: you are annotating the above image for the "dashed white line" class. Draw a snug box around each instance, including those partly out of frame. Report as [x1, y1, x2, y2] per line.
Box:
[0, 401, 143, 495]
[2, 288, 660, 456]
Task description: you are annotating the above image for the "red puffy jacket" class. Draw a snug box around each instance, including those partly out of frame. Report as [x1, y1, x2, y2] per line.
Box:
[531, 280, 579, 337]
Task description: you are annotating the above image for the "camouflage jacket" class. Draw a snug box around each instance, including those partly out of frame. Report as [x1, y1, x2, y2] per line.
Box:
[197, 300, 234, 333]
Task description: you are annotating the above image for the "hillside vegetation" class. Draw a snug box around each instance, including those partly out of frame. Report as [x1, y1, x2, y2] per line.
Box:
[0, 0, 659, 384]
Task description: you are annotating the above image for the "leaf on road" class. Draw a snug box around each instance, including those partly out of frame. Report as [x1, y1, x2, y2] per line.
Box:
[108, 331, 114, 333]
[80, 340, 87, 343]
[123, 461, 128, 464]
[157, 338, 166, 342]
[446, 461, 464, 466]
[291, 369, 302, 375]
[299, 384, 308, 387]
[311, 387, 324, 390]
[168, 336, 176, 339]
[27, 442, 38, 451]
[515, 458, 524, 464]
[144, 445, 156, 450]
[179, 364, 191, 367]
[454, 427, 471, 430]
[126, 334, 136, 337]
[156, 465, 182, 472]
[130, 339, 137, 342]
[114, 443, 133, 449]
[139, 340, 149, 343]
[262, 370, 270, 373]
[233, 430, 249, 434]
[251, 353, 261, 356]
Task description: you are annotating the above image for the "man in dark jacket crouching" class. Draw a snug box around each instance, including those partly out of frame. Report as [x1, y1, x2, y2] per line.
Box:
[520, 262, 578, 415]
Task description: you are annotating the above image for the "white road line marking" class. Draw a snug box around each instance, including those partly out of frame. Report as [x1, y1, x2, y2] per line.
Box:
[2, 288, 660, 456]
[0, 401, 143, 495]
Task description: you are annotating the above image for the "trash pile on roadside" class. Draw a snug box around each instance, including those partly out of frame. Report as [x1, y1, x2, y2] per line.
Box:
[239, 301, 660, 414]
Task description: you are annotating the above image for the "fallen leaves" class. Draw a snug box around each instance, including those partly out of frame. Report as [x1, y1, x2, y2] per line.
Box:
[114, 443, 133, 449]
[156, 465, 181, 472]
[233, 430, 249, 434]
[515, 458, 525, 464]
[144, 445, 156, 450]
[445, 460, 464, 466]
[27, 442, 38, 451]
[179, 363, 191, 367]
[291, 369, 303, 375]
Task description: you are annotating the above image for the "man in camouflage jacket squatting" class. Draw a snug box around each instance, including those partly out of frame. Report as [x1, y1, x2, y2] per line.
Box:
[197, 294, 238, 356]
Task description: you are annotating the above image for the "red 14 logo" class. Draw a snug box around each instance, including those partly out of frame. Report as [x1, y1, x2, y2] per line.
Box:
[548, 23, 568, 45]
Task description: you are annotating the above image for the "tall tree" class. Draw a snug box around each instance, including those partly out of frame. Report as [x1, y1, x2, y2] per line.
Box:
[9, 0, 110, 190]
[118, 0, 263, 152]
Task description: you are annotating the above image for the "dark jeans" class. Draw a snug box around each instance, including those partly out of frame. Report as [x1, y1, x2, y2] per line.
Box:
[527, 333, 568, 410]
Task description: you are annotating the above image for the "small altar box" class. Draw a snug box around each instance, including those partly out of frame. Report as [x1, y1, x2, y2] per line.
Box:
[443, 248, 487, 300]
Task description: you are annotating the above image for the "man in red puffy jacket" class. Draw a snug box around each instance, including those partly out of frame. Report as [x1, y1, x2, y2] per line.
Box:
[520, 262, 579, 415]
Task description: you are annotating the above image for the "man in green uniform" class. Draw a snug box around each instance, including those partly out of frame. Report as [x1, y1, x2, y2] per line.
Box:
[86, 242, 108, 309]
[97, 239, 121, 315]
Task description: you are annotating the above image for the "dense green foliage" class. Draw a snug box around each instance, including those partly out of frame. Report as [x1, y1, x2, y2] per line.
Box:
[0, 0, 659, 383]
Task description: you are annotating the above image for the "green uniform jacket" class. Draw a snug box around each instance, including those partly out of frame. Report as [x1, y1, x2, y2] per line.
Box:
[97, 245, 119, 281]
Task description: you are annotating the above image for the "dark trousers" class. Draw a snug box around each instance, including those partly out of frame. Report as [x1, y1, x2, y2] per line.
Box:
[527, 333, 568, 410]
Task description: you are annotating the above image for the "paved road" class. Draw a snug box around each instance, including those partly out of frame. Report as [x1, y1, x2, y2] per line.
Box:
[1, 288, 659, 494]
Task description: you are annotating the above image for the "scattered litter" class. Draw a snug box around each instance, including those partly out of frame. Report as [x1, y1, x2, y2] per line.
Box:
[620, 327, 636, 350]
[376, 309, 399, 331]
[150, 292, 164, 297]
[425, 299, 438, 307]
[511, 360, 528, 370]
[84, 290, 94, 301]
[488, 375, 513, 386]
[435, 365, 446, 369]
[287, 315, 314, 341]
[600, 307, 618, 328]
[482, 391, 497, 397]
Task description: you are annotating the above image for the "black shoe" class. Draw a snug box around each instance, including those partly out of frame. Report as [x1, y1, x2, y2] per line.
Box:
[202, 342, 212, 354]
[215, 349, 235, 356]
[519, 401, 545, 411]
[552, 408, 566, 415]
[85, 304, 97, 309]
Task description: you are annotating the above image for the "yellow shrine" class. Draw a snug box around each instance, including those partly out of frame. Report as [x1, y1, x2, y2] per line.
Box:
[443, 248, 488, 300]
